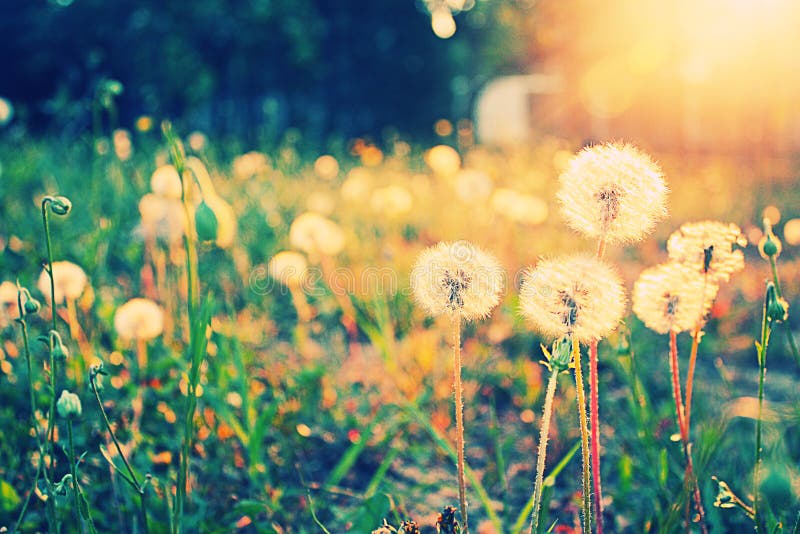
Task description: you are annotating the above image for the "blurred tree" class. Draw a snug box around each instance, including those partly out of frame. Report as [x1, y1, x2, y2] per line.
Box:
[0, 0, 530, 141]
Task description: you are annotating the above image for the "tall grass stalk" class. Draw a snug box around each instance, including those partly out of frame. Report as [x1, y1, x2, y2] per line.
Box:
[451, 312, 469, 533]
[572, 337, 592, 533]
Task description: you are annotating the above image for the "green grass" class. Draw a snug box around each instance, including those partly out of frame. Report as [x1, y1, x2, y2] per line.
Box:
[0, 128, 799, 532]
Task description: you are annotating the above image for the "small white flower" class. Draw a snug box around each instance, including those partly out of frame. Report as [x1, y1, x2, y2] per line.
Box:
[37, 261, 88, 304]
[114, 298, 165, 341]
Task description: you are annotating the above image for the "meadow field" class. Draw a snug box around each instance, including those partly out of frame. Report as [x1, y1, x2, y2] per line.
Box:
[0, 119, 799, 534]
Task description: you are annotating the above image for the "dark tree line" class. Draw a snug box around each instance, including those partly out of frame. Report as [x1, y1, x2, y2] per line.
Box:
[1, 0, 527, 141]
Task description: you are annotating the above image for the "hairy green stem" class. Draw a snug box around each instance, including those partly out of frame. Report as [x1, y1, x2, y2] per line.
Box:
[90, 375, 140, 488]
[530, 368, 559, 534]
[452, 314, 469, 533]
[572, 338, 592, 534]
[13, 294, 44, 534]
[165, 122, 203, 534]
[41, 199, 59, 533]
[588, 339, 604, 534]
[754, 292, 771, 534]
[67, 419, 84, 532]
[768, 256, 800, 364]
[90, 373, 150, 533]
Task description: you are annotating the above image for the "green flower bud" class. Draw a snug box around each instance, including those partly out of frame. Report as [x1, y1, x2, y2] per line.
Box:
[49, 330, 69, 360]
[436, 506, 460, 534]
[18, 286, 41, 315]
[57, 390, 82, 418]
[195, 200, 219, 242]
[46, 195, 73, 216]
[765, 282, 789, 322]
[541, 336, 573, 372]
[23, 296, 41, 315]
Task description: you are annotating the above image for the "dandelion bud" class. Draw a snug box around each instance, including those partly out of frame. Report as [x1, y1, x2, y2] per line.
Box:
[45, 195, 73, 216]
[23, 296, 41, 315]
[758, 224, 781, 259]
[195, 200, 219, 242]
[436, 506, 460, 534]
[765, 282, 789, 323]
[542, 337, 573, 372]
[399, 521, 420, 534]
[49, 330, 69, 360]
[56, 390, 82, 418]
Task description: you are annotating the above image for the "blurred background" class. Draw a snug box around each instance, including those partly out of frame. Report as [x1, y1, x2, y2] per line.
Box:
[2, 0, 800, 530]
[3, 0, 800, 153]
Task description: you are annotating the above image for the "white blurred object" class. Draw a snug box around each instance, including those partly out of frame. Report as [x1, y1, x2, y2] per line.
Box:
[431, 8, 456, 39]
[0, 97, 13, 126]
[475, 74, 563, 145]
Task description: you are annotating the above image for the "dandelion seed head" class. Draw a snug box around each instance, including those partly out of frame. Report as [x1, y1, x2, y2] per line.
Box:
[138, 194, 187, 244]
[425, 144, 461, 177]
[150, 164, 183, 200]
[490, 188, 549, 225]
[370, 184, 413, 218]
[519, 255, 625, 342]
[313, 155, 339, 181]
[0, 280, 19, 328]
[557, 142, 668, 243]
[454, 168, 493, 204]
[341, 167, 372, 203]
[289, 212, 346, 257]
[633, 262, 718, 334]
[667, 221, 746, 283]
[114, 298, 165, 341]
[268, 251, 308, 287]
[410, 241, 504, 321]
[37, 261, 88, 304]
[232, 151, 270, 180]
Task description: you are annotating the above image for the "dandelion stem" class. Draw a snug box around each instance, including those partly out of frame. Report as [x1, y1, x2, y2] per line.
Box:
[572, 338, 592, 534]
[596, 237, 606, 259]
[669, 331, 708, 534]
[589, 339, 604, 534]
[90, 369, 150, 533]
[90, 373, 141, 489]
[41, 198, 59, 533]
[754, 288, 772, 534]
[66, 419, 84, 532]
[530, 367, 559, 534]
[14, 289, 44, 533]
[768, 255, 800, 364]
[685, 328, 701, 433]
[685, 272, 709, 432]
[452, 313, 469, 534]
[12, 461, 43, 534]
[591, 236, 606, 534]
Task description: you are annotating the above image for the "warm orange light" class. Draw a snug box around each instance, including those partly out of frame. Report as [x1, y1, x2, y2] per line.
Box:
[550, 0, 800, 150]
